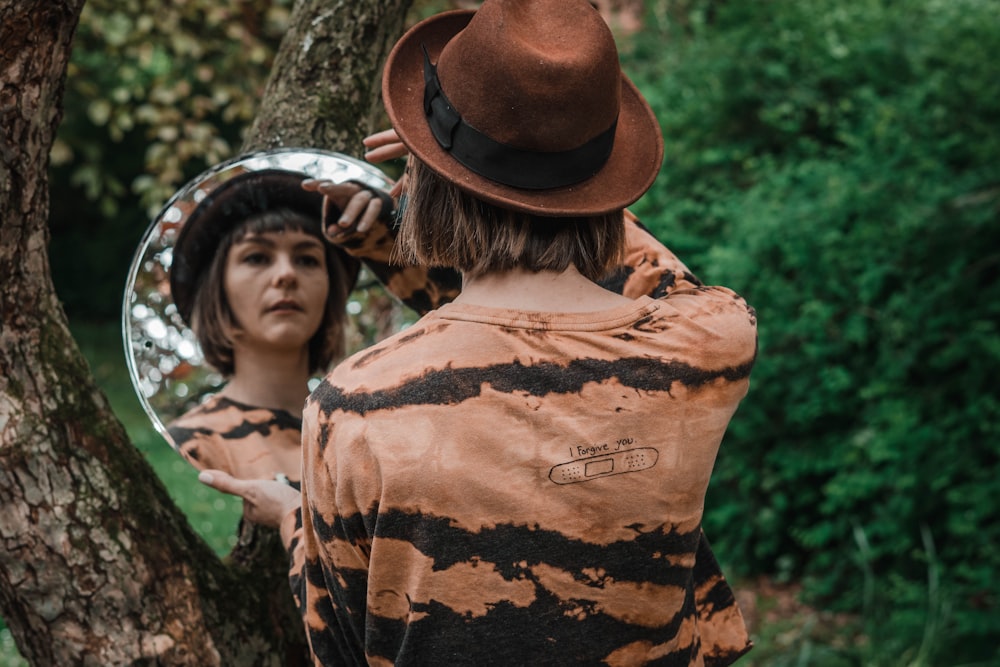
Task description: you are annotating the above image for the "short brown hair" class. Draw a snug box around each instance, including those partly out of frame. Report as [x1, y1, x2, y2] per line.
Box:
[397, 159, 625, 280]
[189, 209, 353, 377]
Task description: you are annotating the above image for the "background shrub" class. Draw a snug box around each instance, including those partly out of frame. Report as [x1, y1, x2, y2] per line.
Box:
[626, 0, 999, 661]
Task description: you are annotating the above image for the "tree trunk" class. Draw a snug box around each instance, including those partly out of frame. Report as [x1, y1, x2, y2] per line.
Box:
[0, 3, 227, 663]
[246, 0, 415, 153]
[0, 0, 412, 664]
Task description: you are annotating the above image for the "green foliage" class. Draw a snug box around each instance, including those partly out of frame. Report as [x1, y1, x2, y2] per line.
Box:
[46, 0, 449, 321]
[49, 0, 293, 319]
[58, 0, 293, 212]
[0, 626, 26, 667]
[627, 0, 999, 661]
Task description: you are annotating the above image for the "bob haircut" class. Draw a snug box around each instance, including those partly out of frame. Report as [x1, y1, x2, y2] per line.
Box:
[189, 208, 353, 377]
[397, 159, 625, 281]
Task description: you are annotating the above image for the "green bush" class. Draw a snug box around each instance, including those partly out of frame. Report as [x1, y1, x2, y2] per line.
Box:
[626, 0, 999, 661]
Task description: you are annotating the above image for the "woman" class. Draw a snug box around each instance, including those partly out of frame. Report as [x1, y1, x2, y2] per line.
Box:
[205, 1, 757, 664]
[166, 169, 362, 485]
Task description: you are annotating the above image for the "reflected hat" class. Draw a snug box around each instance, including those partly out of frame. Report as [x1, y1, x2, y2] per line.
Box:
[382, 0, 663, 217]
[169, 169, 361, 325]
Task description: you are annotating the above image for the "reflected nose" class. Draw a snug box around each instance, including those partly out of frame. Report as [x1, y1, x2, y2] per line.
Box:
[273, 254, 297, 287]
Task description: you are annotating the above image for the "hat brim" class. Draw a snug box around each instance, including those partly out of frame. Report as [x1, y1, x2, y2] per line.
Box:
[169, 169, 361, 325]
[382, 10, 664, 217]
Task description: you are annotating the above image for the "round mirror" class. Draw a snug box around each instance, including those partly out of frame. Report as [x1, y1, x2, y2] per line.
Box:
[122, 148, 407, 448]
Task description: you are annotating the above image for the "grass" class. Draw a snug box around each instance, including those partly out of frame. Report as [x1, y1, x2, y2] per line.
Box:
[730, 574, 857, 667]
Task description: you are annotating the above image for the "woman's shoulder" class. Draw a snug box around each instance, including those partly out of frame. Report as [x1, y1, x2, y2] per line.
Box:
[168, 394, 239, 429]
[166, 394, 297, 446]
[643, 287, 758, 372]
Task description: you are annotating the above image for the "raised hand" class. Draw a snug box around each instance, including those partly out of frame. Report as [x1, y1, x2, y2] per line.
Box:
[363, 128, 408, 164]
[364, 129, 409, 199]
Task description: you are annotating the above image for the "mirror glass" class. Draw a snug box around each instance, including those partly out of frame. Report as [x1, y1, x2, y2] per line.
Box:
[122, 148, 407, 447]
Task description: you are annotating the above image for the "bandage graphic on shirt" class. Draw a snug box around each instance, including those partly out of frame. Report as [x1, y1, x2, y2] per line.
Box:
[549, 447, 659, 484]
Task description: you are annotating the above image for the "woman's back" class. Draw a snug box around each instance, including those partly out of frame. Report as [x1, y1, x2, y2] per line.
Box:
[299, 284, 757, 665]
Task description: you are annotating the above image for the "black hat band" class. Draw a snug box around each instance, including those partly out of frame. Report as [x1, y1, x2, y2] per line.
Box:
[422, 46, 617, 191]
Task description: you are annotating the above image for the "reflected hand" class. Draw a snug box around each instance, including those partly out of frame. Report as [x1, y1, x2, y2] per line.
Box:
[197, 469, 301, 529]
[301, 179, 394, 242]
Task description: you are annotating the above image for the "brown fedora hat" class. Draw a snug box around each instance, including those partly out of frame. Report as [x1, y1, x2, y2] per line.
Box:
[382, 0, 663, 217]
[170, 169, 361, 326]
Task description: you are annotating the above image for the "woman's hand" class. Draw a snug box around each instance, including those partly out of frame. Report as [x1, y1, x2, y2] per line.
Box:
[363, 128, 408, 164]
[301, 179, 390, 241]
[197, 469, 301, 529]
[364, 129, 409, 199]
[301, 129, 409, 243]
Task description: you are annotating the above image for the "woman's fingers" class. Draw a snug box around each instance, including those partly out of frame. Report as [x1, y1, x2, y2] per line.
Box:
[363, 128, 408, 163]
[198, 469, 245, 496]
[389, 178, 405, 199]
[301, 180, 364, 236]
[300, 178, 322, 193]
[301, 177, 394, 237]
[363, 128, 401, 149]
[333, 189, 381, 236]
[198, 469, 301, 529]
[358, 196, 384, 233]
[364, 142, 409, 163]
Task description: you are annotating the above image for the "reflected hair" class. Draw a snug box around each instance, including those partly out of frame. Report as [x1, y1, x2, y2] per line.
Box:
[189, 209, 353, 377]
[397, 159, 625, 280]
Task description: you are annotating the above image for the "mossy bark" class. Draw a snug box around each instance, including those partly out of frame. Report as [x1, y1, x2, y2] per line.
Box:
[0, 0, 412, 664]
[245, 0, 414, 154]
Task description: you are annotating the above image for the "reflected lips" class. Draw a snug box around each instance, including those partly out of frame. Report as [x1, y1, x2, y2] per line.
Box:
[267, 299, 302, 313]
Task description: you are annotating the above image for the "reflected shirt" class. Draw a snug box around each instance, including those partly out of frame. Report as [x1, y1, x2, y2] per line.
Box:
[167, 395, 303, 483]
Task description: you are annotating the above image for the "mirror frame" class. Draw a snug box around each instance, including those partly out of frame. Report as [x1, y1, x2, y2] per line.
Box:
[122, 148, 398, 446]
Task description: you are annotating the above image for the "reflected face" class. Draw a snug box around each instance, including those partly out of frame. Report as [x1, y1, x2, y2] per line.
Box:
[223, 229, 329, 355]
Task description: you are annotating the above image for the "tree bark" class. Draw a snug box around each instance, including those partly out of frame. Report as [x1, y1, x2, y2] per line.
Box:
[0, 3, 228, 664]
[0, 0, 412, 664]
[245, 0, 415, 154]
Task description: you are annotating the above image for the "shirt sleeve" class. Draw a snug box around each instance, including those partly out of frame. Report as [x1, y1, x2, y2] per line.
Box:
[597, 209, 704, 299]
[279, 505, 304, 602]
[283, 387, 376, 665]
[334, 217, 462, 316]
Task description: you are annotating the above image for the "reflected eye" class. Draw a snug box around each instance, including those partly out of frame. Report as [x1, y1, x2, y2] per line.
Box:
[242, 252, 270, 266]
[296, 254, 324, 268]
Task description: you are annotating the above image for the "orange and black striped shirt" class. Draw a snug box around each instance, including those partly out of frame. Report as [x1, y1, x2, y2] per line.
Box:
[167, 211, 679, 482]
[285, 214, 758, 665]
[167, 394, 303, 483]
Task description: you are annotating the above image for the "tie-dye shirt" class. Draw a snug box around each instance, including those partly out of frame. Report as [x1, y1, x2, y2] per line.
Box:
[285, 220, 758, 666]
[335, 210, 686, 313]
[167, 395, 304, 483]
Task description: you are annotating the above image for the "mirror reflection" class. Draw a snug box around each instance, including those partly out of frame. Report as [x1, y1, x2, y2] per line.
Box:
[123, 149, 404, 468]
